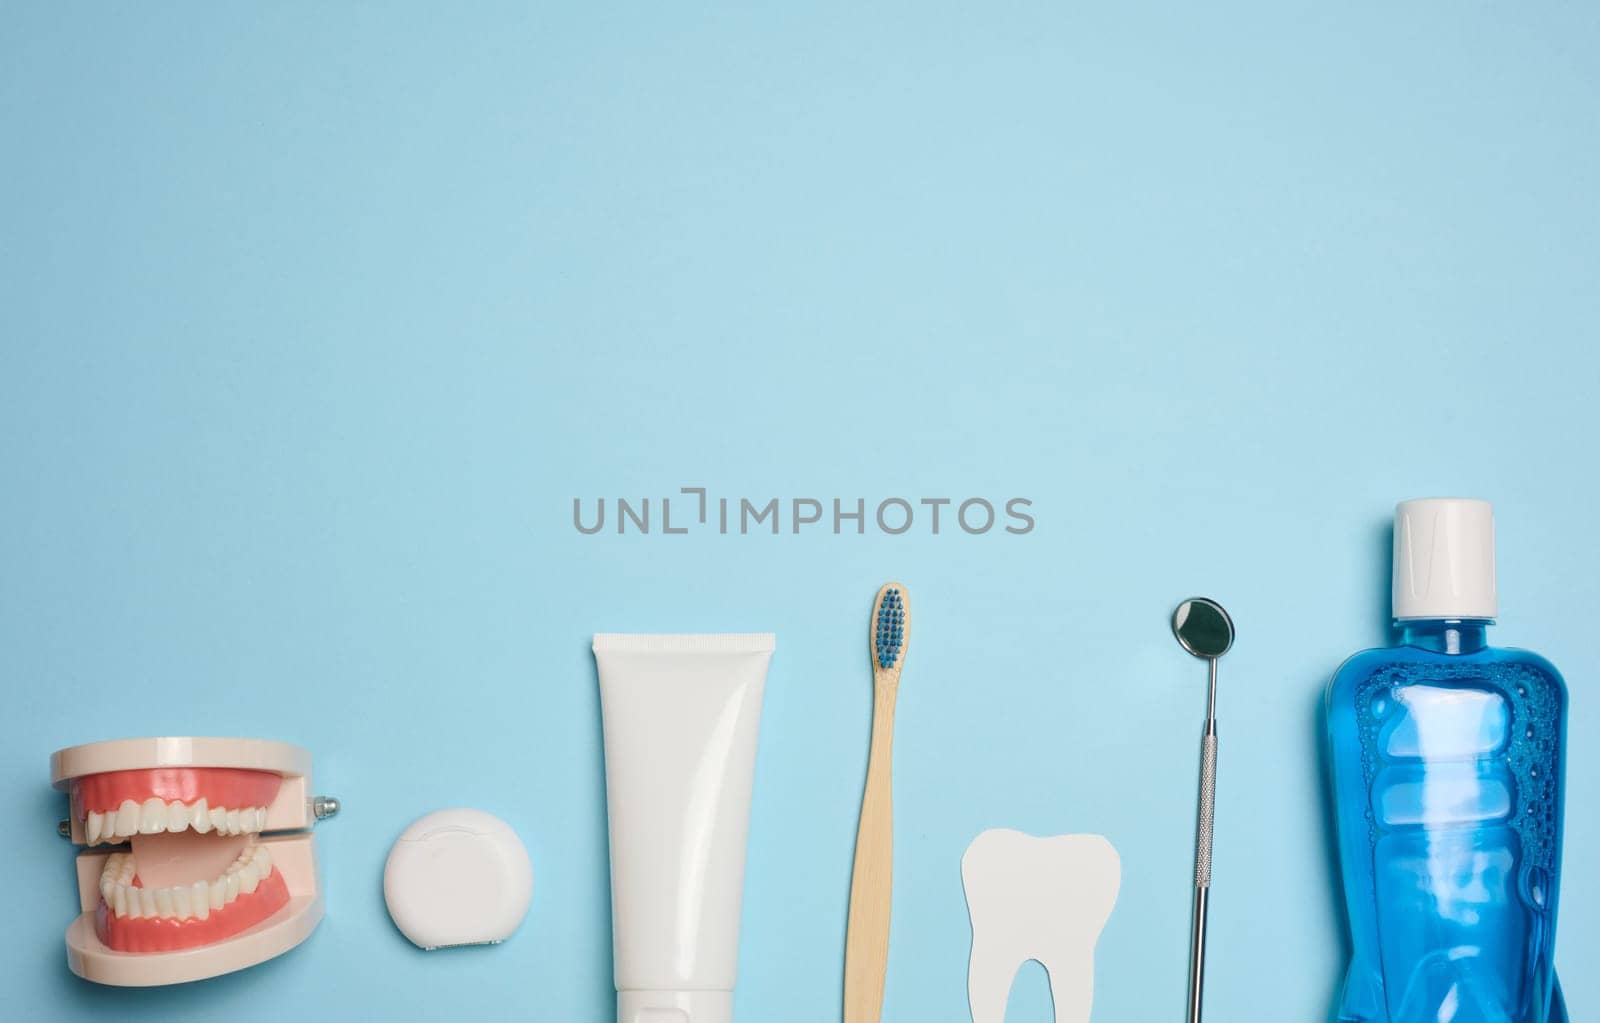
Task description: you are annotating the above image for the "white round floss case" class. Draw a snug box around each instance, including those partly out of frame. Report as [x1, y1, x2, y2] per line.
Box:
[383, 808, 533, 950]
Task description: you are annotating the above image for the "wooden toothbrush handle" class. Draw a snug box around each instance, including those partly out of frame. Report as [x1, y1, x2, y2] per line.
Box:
[844, 687, 898, 1023]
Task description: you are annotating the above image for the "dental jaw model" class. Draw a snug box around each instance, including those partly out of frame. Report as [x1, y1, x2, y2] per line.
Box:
[51, 737, 338, 985]
[961, 830, 1121, 1023]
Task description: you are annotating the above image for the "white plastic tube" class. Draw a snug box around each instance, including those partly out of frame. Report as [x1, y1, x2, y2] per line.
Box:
[594, 633, 775, 1023]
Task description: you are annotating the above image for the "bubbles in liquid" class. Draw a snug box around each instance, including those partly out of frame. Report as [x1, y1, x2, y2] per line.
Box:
[1357, 662, 1562, 871]
[1528, 866, 1550, 908]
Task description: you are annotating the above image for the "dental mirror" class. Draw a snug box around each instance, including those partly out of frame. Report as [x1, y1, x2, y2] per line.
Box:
[1173, 598, 1234, 660]
[1172, 596, 1233, 1023]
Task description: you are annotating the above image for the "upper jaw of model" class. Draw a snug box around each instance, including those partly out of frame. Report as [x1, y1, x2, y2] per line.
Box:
[961, 829, 1122, 1023]
[86, 799, 271, 843]
[72, 767, 291, 953]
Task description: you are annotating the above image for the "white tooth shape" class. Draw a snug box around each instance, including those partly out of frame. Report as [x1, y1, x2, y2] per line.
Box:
[225, 874, 240, 904]
[154, 887, 175, 918]
[140, 798, 166, 835]
[255, 846, 272, 876]
[113, 886, 129, 919]
[256, 807, 269, 832]
[210, 807, 228, 834]
[209, 879, 226, 911]
[226, 809, 241, 835]
[86, 811, 103, 845]
[167, 800, 189, 833]
[238, 861, 260, 895]
[172, 885, 192, 919]
[192, 798, 211, 833]
[98, 855, 120, 898]
[139, 887, 156, 918]
[116, 800, 141, 838]
[961, 830, 1121, 1023]
[126, 887, 143, 919]
[240, 808, 258, 834]
[192, 881, 210, 921]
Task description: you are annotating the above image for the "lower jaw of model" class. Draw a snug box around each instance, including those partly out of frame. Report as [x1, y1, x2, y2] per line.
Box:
[961, 829, 1122, 1023]
[74, 768, 291, 953]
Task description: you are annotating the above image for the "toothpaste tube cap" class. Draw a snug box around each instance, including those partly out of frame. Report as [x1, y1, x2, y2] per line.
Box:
[618, 989, 732, 1023]
[1393, 497, 1498, 621]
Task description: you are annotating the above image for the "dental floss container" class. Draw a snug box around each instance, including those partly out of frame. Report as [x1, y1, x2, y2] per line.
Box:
[383, 808, 533, 950]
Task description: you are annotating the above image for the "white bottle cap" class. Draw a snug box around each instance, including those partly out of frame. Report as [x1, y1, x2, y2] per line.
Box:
[1392, 498, 1497, 621]
[618, 989, 733, 1023]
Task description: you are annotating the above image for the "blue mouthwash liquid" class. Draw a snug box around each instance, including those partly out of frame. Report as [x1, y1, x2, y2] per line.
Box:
[1327, 501, 1568, 1023]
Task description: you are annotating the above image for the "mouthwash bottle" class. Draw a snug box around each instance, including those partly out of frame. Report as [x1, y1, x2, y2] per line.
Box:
[1327, 499, 1568, 1023]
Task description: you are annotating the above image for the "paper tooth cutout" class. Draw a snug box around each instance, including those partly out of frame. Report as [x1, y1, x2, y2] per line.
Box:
[961, 829, 1121, 1023]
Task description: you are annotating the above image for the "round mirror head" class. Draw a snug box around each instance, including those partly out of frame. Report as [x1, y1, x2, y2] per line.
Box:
[1172, 597, 1234, 659]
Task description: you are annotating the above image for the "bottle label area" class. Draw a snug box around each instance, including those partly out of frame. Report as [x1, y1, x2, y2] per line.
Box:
[1351, 663, 1563, 1022]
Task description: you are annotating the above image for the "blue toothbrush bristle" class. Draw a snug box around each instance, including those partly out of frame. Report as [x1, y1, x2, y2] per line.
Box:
[875, 587, 905, 668]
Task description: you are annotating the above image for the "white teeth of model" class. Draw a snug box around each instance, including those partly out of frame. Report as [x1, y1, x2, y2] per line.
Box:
[225, 873, 240, 904]
[256, 846, 272, 875]
[238, 860, 260, 895]
[139, 886, 156, 918]
[171, 885, 192, 919]
[152, 886, 174, 918]
[191, 798, 211, 833]
[116, 800, 140, 838]
[210, 807, 228, 834]
[86, 811, 103, 845]
[166, 800, 188, 833]
[209, 878, 226, 911]
[257, 807, 269, 832]
[139, 798, 166, 835]
[961, 830, 1122, 1023]
[241, 808, 258, 834]
[192, 881, 210, 921]
[113, 885, 129, 919]
[226, 809, 241, 836]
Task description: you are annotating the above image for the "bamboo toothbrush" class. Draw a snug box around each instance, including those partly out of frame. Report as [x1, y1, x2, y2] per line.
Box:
[844, 582, 910, 1023]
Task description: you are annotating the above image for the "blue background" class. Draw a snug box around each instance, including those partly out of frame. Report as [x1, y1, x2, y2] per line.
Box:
[3, 3, 1596, 1020]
